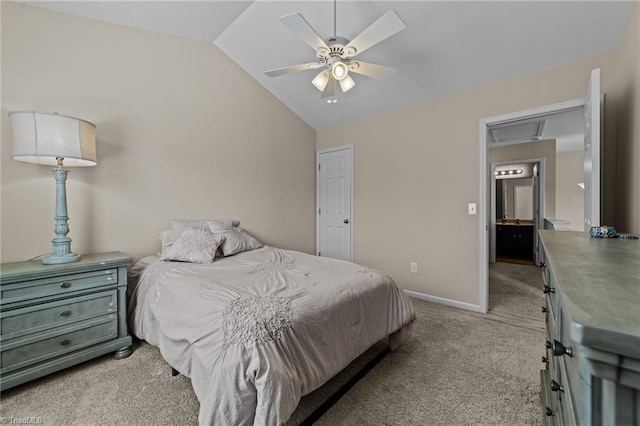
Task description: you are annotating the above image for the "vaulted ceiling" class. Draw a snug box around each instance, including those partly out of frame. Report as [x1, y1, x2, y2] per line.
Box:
[22, 1, 633, 130]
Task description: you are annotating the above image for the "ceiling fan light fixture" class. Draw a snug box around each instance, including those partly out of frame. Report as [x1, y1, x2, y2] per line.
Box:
[267, 8, 405, 99]
[339, 74, 355, 92]
[312, 70, 330, 91]
[331, 61, 349, 81]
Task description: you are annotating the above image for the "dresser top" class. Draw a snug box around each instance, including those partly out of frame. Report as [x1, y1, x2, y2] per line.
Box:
[0, 252, 131, 282]
[539, 230, 640, 356]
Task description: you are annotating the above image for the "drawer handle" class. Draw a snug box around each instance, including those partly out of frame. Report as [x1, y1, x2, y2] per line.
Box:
[539, 261, 546, 269]
[543, 285, 555, 294]
[541, 306, 548, 313]
[545, 407, 555, 417]
[60, 339, 70, 346]
[547, 339, 573, 357]
[541, 356, 548, 364]
[60, 310, 72, 317]
[550, 380, 564, 393]
[60, 282, 72, 289]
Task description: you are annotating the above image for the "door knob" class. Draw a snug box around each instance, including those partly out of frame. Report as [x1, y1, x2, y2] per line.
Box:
[343, 219, 350, 224]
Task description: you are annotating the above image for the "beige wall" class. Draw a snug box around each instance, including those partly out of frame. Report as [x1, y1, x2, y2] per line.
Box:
[1, 3, 316, 263]
[2, 2, 638, 309]
[612, 1, 640, 234]
[489, 140, 556, 220]
[556, 151, 585, 232]
[317, 9, 638, 305]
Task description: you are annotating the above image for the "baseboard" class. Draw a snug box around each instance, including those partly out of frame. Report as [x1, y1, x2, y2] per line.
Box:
[404, 290, 483, 313]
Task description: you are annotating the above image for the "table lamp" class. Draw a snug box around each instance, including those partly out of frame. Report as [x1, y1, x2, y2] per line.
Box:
[9, 111, 97, 264]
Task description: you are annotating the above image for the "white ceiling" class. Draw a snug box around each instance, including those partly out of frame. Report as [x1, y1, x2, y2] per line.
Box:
[22, 1, 633, 130]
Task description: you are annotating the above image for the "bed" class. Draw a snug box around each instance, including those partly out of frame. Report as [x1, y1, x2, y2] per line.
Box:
[127, 220, 415, 425]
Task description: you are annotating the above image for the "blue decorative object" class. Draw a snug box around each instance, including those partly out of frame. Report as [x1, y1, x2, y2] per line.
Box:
[9, 111, 97, 264]
[615, 233, 639, 240]
[590, 226, 616, 238]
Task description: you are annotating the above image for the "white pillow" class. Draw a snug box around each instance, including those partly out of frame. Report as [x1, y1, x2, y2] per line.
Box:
[171, 219, 240, 231]
[159, 228, 225, 263]
[207, 221, 262, 257]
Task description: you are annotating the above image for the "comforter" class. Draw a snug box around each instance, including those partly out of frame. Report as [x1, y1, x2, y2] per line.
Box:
[128, 246, 415, 425]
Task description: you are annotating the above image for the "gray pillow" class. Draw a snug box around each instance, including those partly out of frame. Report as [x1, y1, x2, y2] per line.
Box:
[207, 221, 262, 257]
[159, 228, 225, 263]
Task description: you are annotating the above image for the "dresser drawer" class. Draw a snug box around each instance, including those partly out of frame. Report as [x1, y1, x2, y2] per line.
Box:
[1, 315, 117, 373]
[1, 269, 118, 305]
[559, 307, 581, 424]
[557, 356, 578, 426]
[541, 264, 558, 313]
[1, 290, 117, 340]
[540, 369, 557, 425]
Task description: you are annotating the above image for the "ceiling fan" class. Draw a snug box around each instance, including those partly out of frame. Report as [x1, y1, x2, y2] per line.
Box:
[264, 1, 405, 98]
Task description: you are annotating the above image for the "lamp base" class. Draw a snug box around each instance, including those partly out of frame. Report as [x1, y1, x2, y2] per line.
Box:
[42, 252, 80, 265]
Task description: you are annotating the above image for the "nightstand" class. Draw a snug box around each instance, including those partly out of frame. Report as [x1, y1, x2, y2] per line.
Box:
[0, 252, 133, 391]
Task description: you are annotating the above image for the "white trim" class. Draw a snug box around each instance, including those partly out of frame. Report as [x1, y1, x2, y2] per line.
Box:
[479, 119, 489, 313]
[478, 97, 585, 314]
[404, 290, 483, 313]
[483, 99, 585, 127]
[316, 144, 354, 261]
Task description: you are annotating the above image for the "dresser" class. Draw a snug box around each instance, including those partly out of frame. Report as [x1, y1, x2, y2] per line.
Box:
[538, 230, 640, 425]
[0, 252, 132, 391]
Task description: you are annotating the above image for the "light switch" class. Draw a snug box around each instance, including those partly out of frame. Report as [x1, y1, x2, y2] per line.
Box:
[468, 203, 477, 215]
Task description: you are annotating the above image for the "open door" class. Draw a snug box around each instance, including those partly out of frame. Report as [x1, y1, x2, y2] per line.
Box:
[584, 68, 602, 230]
[532, 163, 541, 265]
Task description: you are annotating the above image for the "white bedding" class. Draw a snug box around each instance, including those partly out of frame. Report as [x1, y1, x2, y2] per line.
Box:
[128, 246, 415, 425]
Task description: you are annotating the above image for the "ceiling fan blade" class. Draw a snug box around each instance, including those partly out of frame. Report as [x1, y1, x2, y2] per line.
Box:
[280, 13, 330, 53]
[347, 61, 398, 80]
[265, 62, 323, 78]
[321, 76, 336, 98]
[344, 11, 405, 58]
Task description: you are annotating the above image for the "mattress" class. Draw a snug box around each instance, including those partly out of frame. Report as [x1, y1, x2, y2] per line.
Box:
[128, 246, 415, 425]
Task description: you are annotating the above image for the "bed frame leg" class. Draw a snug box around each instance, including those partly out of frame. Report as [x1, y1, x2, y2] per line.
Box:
[171, 367, 179, 377]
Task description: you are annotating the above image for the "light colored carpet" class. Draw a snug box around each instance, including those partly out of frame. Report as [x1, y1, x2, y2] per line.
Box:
[0, 262, 544, 425]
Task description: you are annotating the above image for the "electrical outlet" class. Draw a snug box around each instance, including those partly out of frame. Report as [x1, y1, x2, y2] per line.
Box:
[410, 262, 418, 274]
[468, 203, 477, 215]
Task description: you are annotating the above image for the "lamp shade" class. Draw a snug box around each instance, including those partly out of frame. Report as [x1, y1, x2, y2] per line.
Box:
[339, 74, 356, 93]
[312, 70, 330, 91]
[9, 111, 97, 167]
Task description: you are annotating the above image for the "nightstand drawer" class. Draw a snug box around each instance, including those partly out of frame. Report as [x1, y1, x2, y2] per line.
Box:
[1, 269, 118, 305]
[1, 290, 117, 340]
[1, 316, 117, 373]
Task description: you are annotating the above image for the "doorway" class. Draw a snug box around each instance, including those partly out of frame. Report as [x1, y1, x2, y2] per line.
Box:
[479, 98, 584, 312]
[491, 159, 545, 266]
[479, 69, 602, 313]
